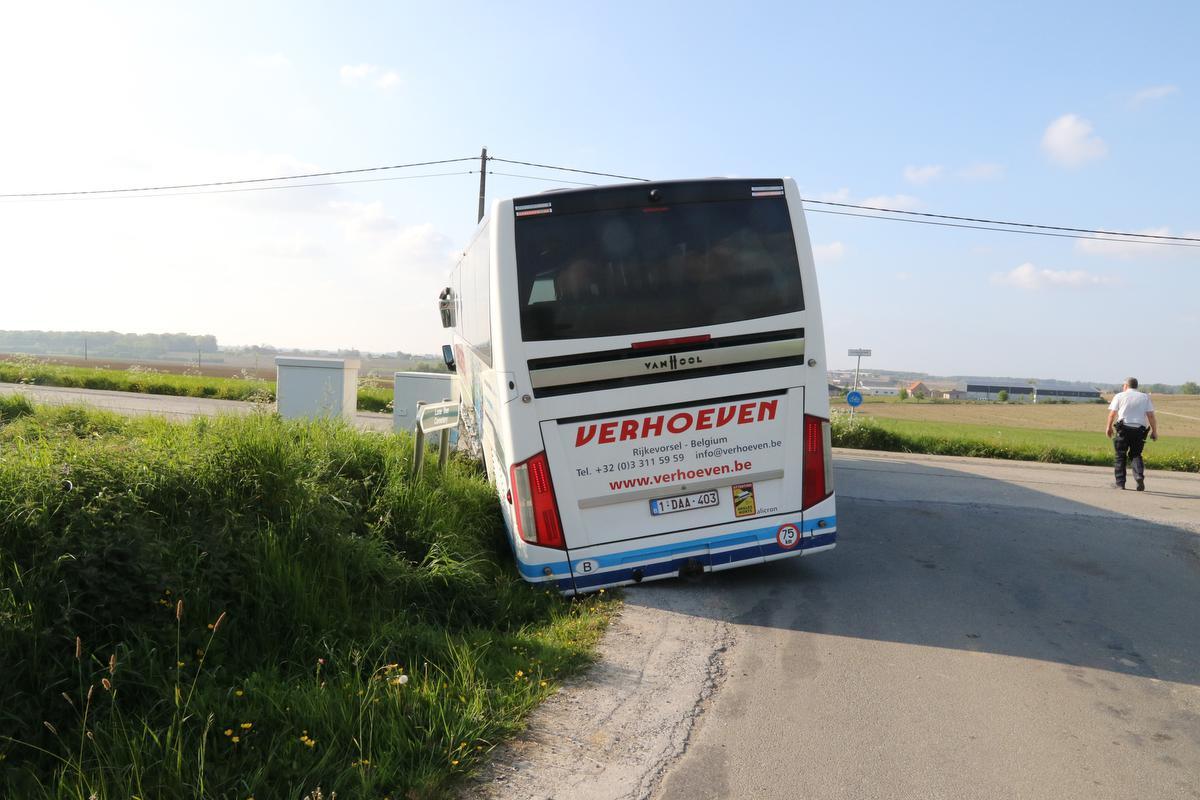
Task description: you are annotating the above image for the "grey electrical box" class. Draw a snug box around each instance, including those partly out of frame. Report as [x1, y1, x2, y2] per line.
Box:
[275, 357, 360, 421]
[393, 372, 456, 435]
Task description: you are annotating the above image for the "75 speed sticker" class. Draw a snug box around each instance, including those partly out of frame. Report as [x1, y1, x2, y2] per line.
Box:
[776, 523, 801, 549]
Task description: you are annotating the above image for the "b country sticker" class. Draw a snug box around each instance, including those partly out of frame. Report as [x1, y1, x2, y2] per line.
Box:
[733, 483, 757, 517]
[776, 523, 800, 549]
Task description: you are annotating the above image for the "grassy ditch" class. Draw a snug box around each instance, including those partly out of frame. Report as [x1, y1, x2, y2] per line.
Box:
[0, 396, 613, 798]
[0, 358, 398, 414]
[832, 413, 1200, 472]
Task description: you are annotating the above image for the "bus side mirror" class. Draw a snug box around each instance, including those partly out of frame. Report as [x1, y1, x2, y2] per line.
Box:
[438, 287, 456, 328]
[442, 344, 456, 373]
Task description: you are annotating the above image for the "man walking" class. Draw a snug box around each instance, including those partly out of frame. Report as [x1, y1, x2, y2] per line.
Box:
[1105, 377, 1158, 490]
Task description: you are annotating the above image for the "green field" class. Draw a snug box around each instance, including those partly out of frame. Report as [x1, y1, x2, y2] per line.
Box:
[0, 396, 612, 798]
[0, 358, 396, 413]
[833, 413, 1200, 472]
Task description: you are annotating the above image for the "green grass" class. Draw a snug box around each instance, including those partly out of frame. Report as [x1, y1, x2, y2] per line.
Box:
[832, 414, 1200, 472]
[0, 359, 397, 414]
[0, 359, 274, 403]
[0, 398, 613, 798]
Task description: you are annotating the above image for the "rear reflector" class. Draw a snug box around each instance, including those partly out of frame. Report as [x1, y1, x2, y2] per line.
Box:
[630, 334, 712, 350]
[510, 452, 565, 549]
[802, 414, 834, 509]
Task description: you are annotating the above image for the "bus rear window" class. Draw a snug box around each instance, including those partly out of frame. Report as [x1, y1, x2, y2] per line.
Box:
[515, 198, 804, 341]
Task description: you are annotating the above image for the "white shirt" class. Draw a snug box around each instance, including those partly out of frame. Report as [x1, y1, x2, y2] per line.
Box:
[1108, 389, 1155, 427]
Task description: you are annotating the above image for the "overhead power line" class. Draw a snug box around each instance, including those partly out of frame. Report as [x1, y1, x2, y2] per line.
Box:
[488, 157, 649, 183]
[806, 208, 1200, 249]
[2, 171, 477, 202]
[0, 157, 477, 198]
[486, 170, 599, 187]
[486, 159, 1198, 246]
[3, 151, 1194, 250]
[802, 198, 1200, 244]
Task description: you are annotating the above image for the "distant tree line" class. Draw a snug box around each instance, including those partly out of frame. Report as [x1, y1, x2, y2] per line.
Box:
[0, 330, 218, 359]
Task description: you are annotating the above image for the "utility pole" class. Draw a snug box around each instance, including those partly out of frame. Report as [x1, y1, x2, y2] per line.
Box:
[83, 337, 88, 361]
[477, 146, 488, 223]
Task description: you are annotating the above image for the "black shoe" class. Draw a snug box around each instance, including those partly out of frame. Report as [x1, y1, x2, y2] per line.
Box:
[1111, 483, 1125, 490]
[1135, 480, 1145, 491]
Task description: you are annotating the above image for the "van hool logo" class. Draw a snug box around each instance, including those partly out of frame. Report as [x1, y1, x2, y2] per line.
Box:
[644, 353, 705, 372]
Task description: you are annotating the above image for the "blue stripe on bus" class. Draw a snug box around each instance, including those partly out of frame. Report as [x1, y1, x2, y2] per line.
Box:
[514, 516, 836, 583]
[570, 530, 837, 591]
[514, 557, 572, 580]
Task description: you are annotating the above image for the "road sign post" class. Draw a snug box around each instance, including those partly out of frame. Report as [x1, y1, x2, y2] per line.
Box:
[847, 349, 872, 421]
[412, 400, 460, 476]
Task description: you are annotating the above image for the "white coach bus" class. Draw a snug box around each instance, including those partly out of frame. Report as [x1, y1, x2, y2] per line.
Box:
[437, 178, 835, 594]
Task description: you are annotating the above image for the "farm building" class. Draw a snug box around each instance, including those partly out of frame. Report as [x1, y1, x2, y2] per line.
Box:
[962, 382, 1101, 403]
[860, 384, 900, 397]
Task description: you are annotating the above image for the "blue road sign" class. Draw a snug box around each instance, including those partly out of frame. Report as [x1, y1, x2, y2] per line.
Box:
[846, 390, 863, 408]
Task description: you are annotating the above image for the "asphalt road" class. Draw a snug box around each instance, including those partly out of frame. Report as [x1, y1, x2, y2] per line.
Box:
[468, 451, 1200, 800]
[0, 381, 394, 431]
[653, 452, 1200, 800]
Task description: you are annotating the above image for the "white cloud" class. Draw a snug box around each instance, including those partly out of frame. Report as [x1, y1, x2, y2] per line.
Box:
[330, 200, 399, 240]
[340, 64, 403, 90]
[903, 165, 943, 184]
[957, 162, 1004, 180]
[253, 235, 327, 260]
[1074, 226, 1199, 259]
[991, 262, 1116, 290]
[815, 187, 851, 203]
[861, 194, 921, 211]
[812, 242, 845, 262]
[1131, 85, 1178, 106]
[1041, 114, 1107, 167]
[340, 63, 375, 84]
[249, 53, 290, 70]
[375, 71, 402, 90]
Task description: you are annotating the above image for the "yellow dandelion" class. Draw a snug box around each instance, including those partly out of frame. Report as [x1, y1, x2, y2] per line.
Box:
[451, 759, 459, 766]
[240, 722, 252, 729]
[234, 690, 244, 697]
[540, 680, 548, 687]
[224, 729, 233, 737]
[231, 735, 240, 743]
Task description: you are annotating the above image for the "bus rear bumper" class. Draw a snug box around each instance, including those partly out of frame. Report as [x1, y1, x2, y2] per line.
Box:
[528, 511, 836, 596]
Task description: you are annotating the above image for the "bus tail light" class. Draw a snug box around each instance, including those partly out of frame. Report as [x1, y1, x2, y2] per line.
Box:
[510, 452, 565, 549]
[802, 415, 834, 509]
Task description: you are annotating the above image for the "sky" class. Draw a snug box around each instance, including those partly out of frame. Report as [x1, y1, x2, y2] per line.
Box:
[1, 1, 1197, 384]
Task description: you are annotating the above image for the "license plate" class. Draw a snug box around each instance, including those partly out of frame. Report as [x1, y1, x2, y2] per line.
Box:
[650, 489, 720, 516]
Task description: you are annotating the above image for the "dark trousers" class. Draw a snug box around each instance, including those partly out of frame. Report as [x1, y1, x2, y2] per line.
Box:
[1113, 423, 1148, 485]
